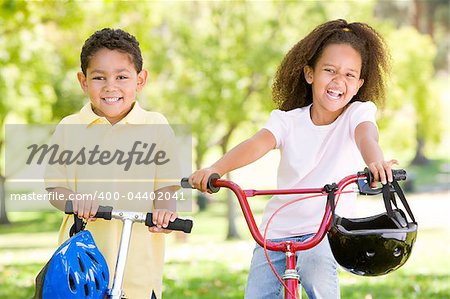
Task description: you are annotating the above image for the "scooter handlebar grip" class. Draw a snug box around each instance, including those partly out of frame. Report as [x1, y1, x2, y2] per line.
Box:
[64, 201, 113, 220]
[145, 213, 193, 233]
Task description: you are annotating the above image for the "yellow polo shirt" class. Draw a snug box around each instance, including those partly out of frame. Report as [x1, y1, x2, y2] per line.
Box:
[45, 101, 181, 299]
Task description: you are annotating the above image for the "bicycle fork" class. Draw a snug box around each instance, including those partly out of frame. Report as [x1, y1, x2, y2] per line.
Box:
[282, 242, 301, 299]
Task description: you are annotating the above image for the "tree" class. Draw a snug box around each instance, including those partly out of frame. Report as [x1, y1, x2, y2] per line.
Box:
[142, 1, 287, 238]
[0, 0, 163, 224]
[378, 27, 441, 165]
[0, 1, 60, 224]
[374, 0, 448, 164]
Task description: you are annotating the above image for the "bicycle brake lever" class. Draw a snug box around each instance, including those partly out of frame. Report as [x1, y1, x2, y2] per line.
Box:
[357, 174, 383, 195]
[357, 168, 398, 195]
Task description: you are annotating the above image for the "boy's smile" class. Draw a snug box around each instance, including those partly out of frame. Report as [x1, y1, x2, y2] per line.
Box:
[304, 43, 364, 125]
[77, 48, 148, 124]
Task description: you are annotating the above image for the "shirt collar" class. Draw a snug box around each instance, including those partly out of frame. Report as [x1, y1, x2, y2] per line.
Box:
[79, 101, 146, 127]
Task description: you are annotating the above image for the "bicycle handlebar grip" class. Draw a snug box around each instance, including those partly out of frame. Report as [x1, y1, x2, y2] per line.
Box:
[180, 178, 192, 189]
[392, 169, 407, 181]
[64, 201, 113, 220]
[145, 213, 193, 233]
[363, 168, 407, 184]
[180, 173, 221, 193]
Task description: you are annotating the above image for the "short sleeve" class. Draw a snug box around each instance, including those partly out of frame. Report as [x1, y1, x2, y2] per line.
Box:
[44, 124, 71, 191]
[349, 101, 378, 139]
[153, 124, 182, 191]
[263, 110, 290, 148]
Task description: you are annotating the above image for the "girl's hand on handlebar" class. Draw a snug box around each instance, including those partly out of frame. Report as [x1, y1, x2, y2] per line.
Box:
[189, 167, 221, 193]
[368, 159, 399, 187]
[72, 194, 99, 222]
[148, 209, 178, 234]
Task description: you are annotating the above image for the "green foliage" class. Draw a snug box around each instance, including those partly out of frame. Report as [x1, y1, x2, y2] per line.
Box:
[379, 27, 441, 161]
[1, 0, 444, 169]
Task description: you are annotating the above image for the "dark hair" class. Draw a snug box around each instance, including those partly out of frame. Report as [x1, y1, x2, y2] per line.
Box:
[80, 28, 143, 75]
[272, 19, 390, 111]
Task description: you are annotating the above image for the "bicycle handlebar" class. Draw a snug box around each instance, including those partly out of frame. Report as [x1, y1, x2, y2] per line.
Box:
[357, 168, 407, 195]
[64, 201, 193, 233]
[181, 168, 407, 194]
[181, 169, 407, 251]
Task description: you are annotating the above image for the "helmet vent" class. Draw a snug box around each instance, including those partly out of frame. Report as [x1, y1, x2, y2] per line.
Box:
[69, 274, 76, 292]
[86, 251, 99, 264]
[393, 247, 402, 257]
[95, 277, 100, 290]
[84, 283, 89, 296]
[78, 255, 85, 273]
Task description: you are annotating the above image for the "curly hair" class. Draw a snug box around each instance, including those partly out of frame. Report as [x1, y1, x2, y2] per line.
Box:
[272, 19, 390, 111]
[80, 28, 143, 75]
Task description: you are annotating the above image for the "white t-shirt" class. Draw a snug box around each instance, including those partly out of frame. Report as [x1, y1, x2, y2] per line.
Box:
[261, 101, 377, 239]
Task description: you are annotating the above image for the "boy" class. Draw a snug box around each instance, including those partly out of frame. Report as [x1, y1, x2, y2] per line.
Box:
[45, 28, 180, 298]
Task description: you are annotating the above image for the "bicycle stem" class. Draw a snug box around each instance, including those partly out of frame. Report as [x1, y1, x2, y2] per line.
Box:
[283, 242, 300, 299]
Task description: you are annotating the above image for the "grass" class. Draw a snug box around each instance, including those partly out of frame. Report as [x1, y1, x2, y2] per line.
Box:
[1, 205, 449, 298]
[0, 211, 61, 235]
[406, 159, 450, 192]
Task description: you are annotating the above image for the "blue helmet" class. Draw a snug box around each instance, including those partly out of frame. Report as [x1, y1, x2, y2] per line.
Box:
[37, 230, 109, 298]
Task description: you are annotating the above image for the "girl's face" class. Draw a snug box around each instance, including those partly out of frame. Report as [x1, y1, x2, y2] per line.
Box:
[77, 48, 148, 124]
[304, 43, 364, 125]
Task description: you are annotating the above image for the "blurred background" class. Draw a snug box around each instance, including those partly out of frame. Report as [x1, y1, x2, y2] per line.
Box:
[0, 0, 449, 298]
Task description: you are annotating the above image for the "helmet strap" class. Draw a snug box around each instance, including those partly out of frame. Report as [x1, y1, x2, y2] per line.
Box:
[383, 180, 416, 223]
[69, 215, 87, 237]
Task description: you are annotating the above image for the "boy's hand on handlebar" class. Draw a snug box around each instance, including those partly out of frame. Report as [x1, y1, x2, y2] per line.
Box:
[148, 209, 178, 234]
[368, 159, 398, 187]
[189, 167, 221, 193]
[72, 194, 99, 222]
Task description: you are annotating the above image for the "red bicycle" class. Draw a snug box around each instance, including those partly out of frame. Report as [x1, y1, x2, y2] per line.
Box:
[182, 168, 417, 299]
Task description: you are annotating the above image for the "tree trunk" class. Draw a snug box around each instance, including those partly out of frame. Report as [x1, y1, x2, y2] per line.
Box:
[425, 2, 435, 38]
[412, 0, 424, 33]
[411, 137, 430, 165]
[0, 175, 10, 225]
[221, 125, 240, 240]
[225, 172, 240, 240]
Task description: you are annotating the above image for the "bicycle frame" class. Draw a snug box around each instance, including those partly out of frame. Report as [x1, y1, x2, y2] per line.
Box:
[210, 172, 367, 299]
[180, 168, 406, 298]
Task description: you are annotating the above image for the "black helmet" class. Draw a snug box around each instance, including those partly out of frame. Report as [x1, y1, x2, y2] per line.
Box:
[327, 178, 418, 276]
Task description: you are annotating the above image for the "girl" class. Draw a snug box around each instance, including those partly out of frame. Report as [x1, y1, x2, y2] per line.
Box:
[189, 19, 397, 299]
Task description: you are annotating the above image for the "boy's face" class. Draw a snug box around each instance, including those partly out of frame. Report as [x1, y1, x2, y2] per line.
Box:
[77, 48, 148, 124]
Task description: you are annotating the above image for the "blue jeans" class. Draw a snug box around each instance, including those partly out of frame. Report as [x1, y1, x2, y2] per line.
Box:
[245, 234, 340, 299]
